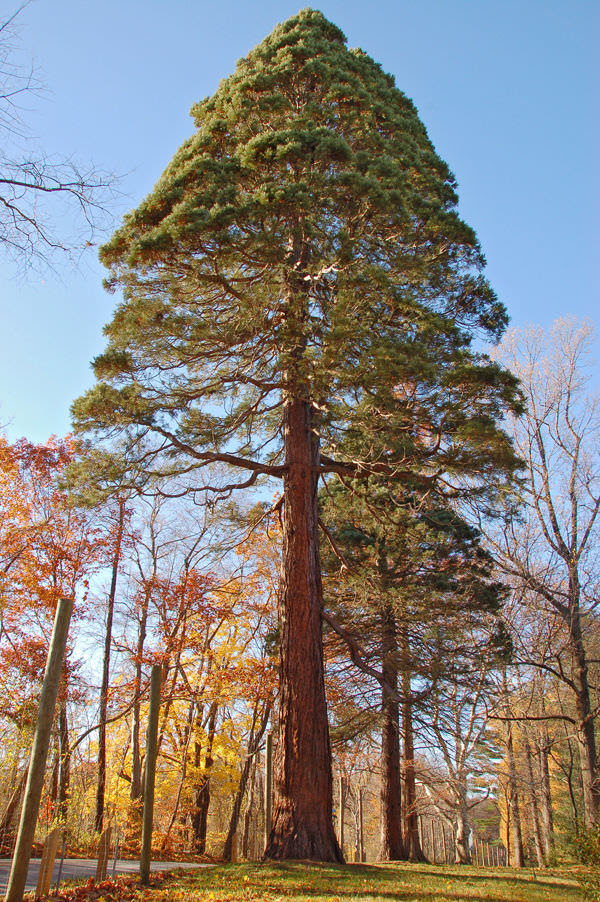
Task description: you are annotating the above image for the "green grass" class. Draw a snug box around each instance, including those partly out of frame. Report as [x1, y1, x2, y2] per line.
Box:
[74, 861, 583, 902]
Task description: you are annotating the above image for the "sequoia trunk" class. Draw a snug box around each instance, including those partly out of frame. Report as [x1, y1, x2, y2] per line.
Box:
[265, 397, 341, 861]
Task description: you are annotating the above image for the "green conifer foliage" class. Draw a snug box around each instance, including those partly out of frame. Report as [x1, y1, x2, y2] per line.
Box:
[73, 10, 521, 861]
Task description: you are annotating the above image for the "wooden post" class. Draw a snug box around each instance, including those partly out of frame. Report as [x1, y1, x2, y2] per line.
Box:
[35, 827, 60, 899]
[442, 825, 448, 864]
[5, 597, 73, 902]
[264, 732, 273, 849]
[430, 820, 436, 864]
[95, 825, 112, 882]
[140, 665, 161, 886]
[338, 775, 345, 853]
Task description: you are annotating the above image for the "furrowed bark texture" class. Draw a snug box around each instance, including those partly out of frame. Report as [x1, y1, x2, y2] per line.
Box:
[379, 607, 406, 860]
[265, 397, 342, 862]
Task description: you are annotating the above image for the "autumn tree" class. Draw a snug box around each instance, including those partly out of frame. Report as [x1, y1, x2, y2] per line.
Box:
[0, 435, 103, 829]
[72, 11, 521, 860]
[484, 318, 600, 827]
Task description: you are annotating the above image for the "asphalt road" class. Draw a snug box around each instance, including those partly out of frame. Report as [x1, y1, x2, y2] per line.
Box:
[0, 858, 207, 892]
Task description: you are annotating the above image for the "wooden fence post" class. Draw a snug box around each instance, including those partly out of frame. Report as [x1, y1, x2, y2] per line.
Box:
[140, 665, 161, 886]
[5, 598, 73, 902]
[35, 827, 60, 899]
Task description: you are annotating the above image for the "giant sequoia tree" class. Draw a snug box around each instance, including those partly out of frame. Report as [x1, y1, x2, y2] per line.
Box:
[73, 11, 520, 860]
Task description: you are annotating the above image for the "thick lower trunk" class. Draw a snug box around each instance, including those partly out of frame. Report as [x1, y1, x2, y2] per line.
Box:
[379, 606, 405, 860]
[265, 398, 341, 862]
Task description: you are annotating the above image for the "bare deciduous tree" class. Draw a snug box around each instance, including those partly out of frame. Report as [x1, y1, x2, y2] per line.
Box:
[487, 318, 600, 827]
[0, 3, 116, 269]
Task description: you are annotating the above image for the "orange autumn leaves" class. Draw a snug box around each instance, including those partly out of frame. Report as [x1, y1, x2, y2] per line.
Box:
[0, 435, 105, 720]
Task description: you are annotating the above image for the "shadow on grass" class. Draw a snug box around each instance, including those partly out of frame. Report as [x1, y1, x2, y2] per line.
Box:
[258, 860, 576, 888]
[182, 861, 581, 902]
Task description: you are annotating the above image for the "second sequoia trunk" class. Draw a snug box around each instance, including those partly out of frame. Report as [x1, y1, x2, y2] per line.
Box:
[265, 397, 342, 862]
[380, 606, 406, 860]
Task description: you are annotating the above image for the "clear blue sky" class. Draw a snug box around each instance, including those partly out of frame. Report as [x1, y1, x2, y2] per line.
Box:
[1, 0, 598, 443]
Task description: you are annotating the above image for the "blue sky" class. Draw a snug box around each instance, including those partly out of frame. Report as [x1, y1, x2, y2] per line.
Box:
[1, 0, 598, 443]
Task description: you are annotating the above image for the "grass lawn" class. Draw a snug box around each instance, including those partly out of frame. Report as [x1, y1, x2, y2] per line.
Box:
[50, 861, 584, 902]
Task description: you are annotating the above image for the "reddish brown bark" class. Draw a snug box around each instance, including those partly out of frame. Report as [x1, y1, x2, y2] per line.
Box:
[264, 397, 342, 862]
